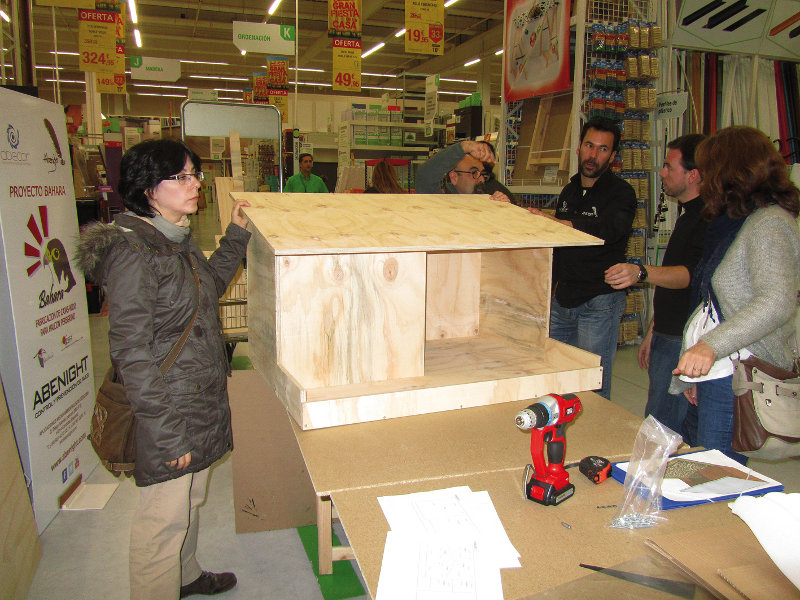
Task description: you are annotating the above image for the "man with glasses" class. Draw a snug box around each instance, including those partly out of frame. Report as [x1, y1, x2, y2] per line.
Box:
[528, 117, 636, 400]
[416, 140, 510, 202]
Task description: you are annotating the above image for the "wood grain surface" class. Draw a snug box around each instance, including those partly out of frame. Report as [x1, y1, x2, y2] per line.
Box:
[237, 192, 601, 255]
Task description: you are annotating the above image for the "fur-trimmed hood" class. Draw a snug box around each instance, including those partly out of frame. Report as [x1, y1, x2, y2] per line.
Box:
[74, 221, 126, 284]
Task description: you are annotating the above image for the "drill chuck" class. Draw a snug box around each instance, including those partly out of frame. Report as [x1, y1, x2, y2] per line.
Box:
[514, 395, 560, 430]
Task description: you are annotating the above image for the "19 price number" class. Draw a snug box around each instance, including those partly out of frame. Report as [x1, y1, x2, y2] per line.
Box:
[334, 72, 360, 89]
[406, 28, 428, 43]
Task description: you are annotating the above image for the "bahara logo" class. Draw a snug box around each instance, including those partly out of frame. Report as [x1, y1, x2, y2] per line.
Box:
[33, 347, 52, 368]
[42, 118, 66, 172]
[3, 123, 30, 165]
[25, 205, 77, 302]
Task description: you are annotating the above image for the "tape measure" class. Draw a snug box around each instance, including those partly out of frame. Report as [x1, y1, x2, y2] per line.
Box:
[579, 456, 611, 484]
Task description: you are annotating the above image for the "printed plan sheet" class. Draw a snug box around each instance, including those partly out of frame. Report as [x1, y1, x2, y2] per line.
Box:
[375, 486, 520, 600]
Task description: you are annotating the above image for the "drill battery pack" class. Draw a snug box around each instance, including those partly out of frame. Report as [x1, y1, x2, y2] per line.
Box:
[579, 456, 611, 484]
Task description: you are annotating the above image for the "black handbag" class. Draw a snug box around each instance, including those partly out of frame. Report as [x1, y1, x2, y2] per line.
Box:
[88, 255, 200, 476]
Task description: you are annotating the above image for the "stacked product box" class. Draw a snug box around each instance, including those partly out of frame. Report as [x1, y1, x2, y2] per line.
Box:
[367, 104, 388, 146]
[342, 103, 368, 145]
[388, 105, 403, 146]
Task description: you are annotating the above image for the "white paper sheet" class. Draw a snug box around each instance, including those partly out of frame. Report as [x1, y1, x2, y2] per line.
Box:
[375, 486, 520, 600]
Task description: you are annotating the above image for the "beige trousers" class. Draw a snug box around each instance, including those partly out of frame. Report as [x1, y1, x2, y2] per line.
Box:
[129, 468, 209, 600]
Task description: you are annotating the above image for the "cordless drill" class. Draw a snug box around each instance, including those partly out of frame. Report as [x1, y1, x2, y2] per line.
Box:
[515, 393, 582, 506]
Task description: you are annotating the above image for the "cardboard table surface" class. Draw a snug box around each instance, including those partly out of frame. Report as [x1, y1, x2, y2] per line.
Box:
[330, 468, 737, 600]
[291, 389, 643, 495]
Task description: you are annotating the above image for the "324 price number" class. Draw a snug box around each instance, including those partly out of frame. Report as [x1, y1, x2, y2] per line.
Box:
[81, 51, 115, 65]
[334, 72, 360, 88]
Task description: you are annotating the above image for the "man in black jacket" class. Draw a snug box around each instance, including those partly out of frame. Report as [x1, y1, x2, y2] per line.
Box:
[605, 134, 707, 429]
[529, 117, 636, 399]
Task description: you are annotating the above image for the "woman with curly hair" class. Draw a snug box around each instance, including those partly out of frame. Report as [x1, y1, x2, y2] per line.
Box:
[672, 126, 800, 464]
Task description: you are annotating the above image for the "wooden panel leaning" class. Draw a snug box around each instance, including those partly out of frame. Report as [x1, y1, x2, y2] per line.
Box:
[239, 192, 604, 430]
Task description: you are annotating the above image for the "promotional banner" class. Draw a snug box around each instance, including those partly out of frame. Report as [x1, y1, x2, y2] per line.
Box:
[425, 74, 439, 124]
[405, 0, 444, 55]
[332, 38, 362, 92]
[130, 55, 181, 82]
[504, 0, 571, 101]
[232, 22, 295, 55]
[252, 73, 270, 103]
[669, 0, 799, 61]
[35, 0, 94, 8]
[269, 89, 289, 123]
[78, 6, 125, 75]
[0, 87, 97, 533]
[328, 0, 362, 38]
[95, 72, 126, 94]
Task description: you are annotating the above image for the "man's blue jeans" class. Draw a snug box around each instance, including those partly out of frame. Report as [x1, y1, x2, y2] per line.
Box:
[549, 291, 625, 399]
[682, 375, 748, 465]
[644, 332, 688, 433]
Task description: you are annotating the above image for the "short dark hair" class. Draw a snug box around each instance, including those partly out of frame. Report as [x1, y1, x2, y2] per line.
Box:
[579, 117, 621, 152]
[298, 153, 313, 162]
[667, 134, 706, 172]
[477, 140, 496, 157]
[117, 139, 201, 217]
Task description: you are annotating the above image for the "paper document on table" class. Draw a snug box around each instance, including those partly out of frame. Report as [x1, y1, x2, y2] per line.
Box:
[375, 486, 520, 600]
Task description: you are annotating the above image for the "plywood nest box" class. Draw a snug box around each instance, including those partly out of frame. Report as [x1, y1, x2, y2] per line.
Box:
[236, 192, 603, 430]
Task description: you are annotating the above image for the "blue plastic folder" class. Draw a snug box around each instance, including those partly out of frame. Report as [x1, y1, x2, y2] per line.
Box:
[611, 449, 784, 510]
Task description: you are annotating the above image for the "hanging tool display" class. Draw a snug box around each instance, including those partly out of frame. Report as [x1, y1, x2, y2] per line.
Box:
[515, 393, 582, 506]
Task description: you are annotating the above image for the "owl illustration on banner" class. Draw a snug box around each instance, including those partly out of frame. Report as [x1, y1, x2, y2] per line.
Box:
[43, 238, 77, 293]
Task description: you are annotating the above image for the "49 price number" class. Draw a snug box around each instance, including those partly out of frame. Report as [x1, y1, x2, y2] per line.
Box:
[334, 72, 360, 89]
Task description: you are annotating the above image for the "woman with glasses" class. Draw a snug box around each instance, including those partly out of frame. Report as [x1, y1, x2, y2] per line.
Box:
[76, 138, 250, 599]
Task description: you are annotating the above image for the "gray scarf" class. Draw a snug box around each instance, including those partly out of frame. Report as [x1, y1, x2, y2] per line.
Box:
[128, 212, 191, 242]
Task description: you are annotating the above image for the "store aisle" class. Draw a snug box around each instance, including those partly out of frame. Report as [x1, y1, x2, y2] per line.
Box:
[24, 204, 800, 599]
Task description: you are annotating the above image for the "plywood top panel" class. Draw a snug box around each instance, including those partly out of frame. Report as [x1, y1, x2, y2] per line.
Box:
[236, 192, 601, 255]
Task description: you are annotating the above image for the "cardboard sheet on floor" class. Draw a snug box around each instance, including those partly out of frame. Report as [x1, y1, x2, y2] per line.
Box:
[646, 523, 800, 600]
[0, 377, 42, 599]
[61, 483, 119, 510]
[228, 369, 316, 533]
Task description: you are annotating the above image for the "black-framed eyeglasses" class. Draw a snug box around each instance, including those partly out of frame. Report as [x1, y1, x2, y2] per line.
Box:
[165, 171, 204, 185]
[452, 168, 485, 180]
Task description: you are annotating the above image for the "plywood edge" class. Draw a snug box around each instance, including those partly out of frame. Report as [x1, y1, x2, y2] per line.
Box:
[257, 358, 307, 427]
[299, 366, 602, 429]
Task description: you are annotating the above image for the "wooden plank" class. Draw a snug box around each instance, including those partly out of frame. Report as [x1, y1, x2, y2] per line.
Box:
[294, 337, 601, 429]
[425, 252, 481, 340]
[0, 377, 42, 600]
[479, 248, 551, 349]
[527, 93, 573, 167]
[276, 252, 426, 388]
[215, 176, 243, 234]
[528, 95, 552, 165]
[238, 193, 601, 255]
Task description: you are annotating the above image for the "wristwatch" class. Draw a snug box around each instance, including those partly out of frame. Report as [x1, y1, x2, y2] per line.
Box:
[637, 264, 648, 282]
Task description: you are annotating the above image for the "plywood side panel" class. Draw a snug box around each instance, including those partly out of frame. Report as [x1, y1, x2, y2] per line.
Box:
[248, 228, 306, 424]
[0, 378, 41, 600]
[238, 193, 602, 255]
[425, 252, 481, 340]
[277, 252, 426, 388]
[479, 248, 551, 349]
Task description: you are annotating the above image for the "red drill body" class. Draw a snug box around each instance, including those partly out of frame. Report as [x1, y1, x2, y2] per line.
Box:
[515, 394, 582, 506]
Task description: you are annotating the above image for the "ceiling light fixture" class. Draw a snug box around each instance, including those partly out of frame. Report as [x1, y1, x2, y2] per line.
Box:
[394, 28, 406, 37]
[438, 90, 472, 96]
[214, 88, 243, 93]
[0, 9, 10, 22]
[127, 0, 138, 23]
[495, 48, 504, 55]
[189, 75, 250, 81]
[133, 29, 142, 47]
[181, 60, 230, 66]
[35, 65, 64, 70]
[440, 77, 477, 83]
[44, 78, 85, 84]
[241, 49, 247, 55]
[135, 92, 187, 98]
[267, 0, 281, 15]
[361, 42, 385, 58]
[363, 71, 396, 77]
[288, 67, 324, 73]
[295, 81, 333, 87]
[464, 58, 480, 67]
[50, 51, 80, 56]
[131, 83, 188, 89]
[443, 0, 459, 7]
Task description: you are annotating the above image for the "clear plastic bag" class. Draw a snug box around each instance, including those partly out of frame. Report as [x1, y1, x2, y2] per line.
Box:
[609, 415, 682, 529]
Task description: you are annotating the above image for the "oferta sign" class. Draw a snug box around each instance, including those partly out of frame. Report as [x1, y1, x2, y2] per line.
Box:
[130, 55, 181, 82]
[232, 22, 295, 55]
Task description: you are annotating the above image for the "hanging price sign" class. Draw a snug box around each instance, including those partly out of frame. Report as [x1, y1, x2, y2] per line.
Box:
[95, 72, 126, 94]
[78, 9, 125, 74]
[332, 38, 361, 92]
[328, 0, 362, 39]
[405, 0, 443, 55]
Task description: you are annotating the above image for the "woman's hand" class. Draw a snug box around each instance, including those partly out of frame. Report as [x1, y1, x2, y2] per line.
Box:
[684, 385, 698, 405]
[231, 200, 251, 228]
[673, 340, 717, 378]
[167, 452, 192, 470]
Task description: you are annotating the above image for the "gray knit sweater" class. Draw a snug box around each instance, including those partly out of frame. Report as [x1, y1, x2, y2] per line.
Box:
[702, 204, 800, 368]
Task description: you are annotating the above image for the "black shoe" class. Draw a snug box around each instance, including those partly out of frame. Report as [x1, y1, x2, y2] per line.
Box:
[180, 571, 237, 597]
